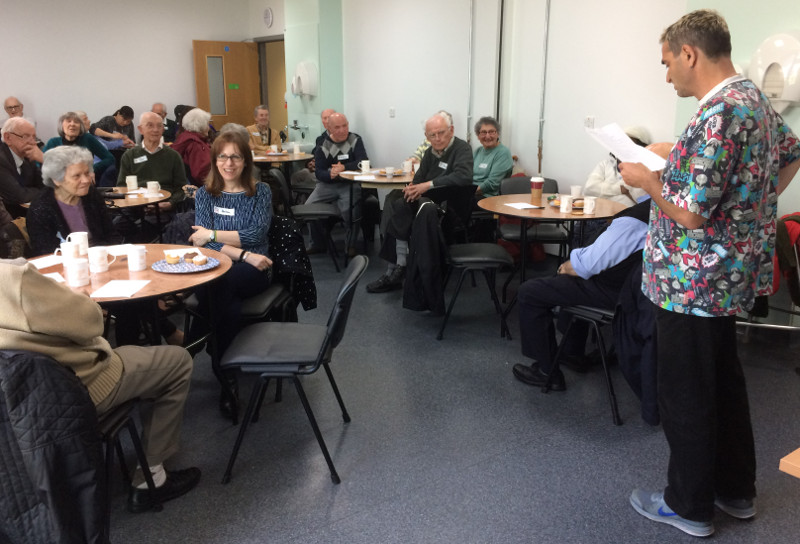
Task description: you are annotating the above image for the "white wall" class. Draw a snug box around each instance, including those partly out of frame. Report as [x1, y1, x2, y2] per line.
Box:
[249, 0, 285, 38]
[0, 0, 252, 141]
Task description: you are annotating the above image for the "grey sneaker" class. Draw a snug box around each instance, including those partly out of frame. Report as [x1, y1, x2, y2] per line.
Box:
[715, 496, 756, 519]
[630, 489, 714, 538]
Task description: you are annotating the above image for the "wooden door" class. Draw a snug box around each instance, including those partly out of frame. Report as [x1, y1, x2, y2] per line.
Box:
[263, 40, 288, 134]
[192, 40, 260, 128]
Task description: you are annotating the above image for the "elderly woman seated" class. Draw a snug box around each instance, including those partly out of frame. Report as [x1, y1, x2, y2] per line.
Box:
[472, 116, 513, 198]
[172, 108, 212, 186]
[43, 111, 114, 180]
[27, 146, 183, 346]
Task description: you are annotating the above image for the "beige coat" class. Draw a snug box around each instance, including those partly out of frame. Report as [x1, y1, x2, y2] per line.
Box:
[246, 124, 281, 154]
[0, 259, 122, 404]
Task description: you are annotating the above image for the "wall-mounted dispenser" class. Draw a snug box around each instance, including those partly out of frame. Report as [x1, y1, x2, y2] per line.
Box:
[290, 61, 319, 98]
[749, 32, 800, 114]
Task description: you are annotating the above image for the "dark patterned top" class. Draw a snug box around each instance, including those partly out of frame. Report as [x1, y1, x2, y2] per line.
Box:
[642, 77, 800, 316]
[194, 182, 272, 257]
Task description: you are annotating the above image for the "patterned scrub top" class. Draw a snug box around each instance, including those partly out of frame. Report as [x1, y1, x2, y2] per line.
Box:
[643, 77, 800, 316]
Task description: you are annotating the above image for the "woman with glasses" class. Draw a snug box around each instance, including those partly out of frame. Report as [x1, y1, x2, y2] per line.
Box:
[172, 108, 213, 186]
[188, 130, 273, 418]
[472, 116, 513, 198]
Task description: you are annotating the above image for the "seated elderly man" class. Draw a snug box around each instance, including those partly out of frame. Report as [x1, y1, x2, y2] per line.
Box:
[306, 112, 368, 254]
[367, 111, 473, 293]
[0, 258, 200, 512]
[0, 117, 44, 217]
[472, 116, 513, 198]
[151, 102, 178, 143]
[290, 108, 336, 191]
[117, 112, 187, 211]
[246, 105, 281, 154]
[512, 197, 652, 390]
[584, 126, 651, 206]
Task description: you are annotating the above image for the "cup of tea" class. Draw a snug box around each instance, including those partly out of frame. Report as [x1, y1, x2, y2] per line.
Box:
[384, 166, 395, 179]
[66, 231, 89, 256]
[55, 241, 80, 262]
[88, 246, 116, 274]
[358, 160, 371, 173]
[64, 258, 90, 287]
[570, 185, 583, 198]
[583, 196, 597, 214]
[530, 176, 545, 202]
[270, 144, 278, 153]
[402, 160, 413, 173]
[292, 143, 300, 154]
[145, 181, 161, 196]
[127, 245, 147, 272]
[559, 195, 574, 213]
[125, 175, 138, 191]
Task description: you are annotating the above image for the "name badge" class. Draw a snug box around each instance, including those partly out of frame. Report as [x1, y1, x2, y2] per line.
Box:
[133, 155, 148, 164]
[251, 132, 260, 136]
[214, 206, 235, 217]
[478, 162, 488, 169]
[438, 161, 448, 170]
[337, 154, 349, 161]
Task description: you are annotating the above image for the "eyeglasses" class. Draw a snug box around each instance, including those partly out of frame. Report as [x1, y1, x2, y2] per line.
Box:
[9, 132, 35, 141]
[426, 128, 451, 140]
[478, 129, 497, 136]
[216, 154, 244, 163]
[4, 104, 22, 111]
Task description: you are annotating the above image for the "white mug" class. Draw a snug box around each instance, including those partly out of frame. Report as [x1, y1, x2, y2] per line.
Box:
[127, 245, 147, 272]
[358, 160, 370, 173]
[270, 144, 278, 153]
[559, 195, 574, 213]
[66, 231, 89, 255]
[146, 181, 161, 195]
[570, 185, 583, 198]
[402, 160, 413, 173]
[292, 143, 300, 154]
[88, 246, 116, 274]
[55, 241, 80, 261]
[384, 166, 395, 179]
[65, 258, 90, 287]
[583, 196, 597, 214]
[125, 175, 138, 191]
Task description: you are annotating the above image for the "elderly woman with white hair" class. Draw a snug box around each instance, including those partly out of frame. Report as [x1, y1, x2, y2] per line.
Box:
[43, 111, 114, 179]
[26, 146, 118, 256]
[172, 108, 213, 186]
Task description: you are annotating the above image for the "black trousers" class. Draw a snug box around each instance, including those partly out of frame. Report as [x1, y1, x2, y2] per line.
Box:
[655, 307, 756, 521]
[518, 274, 619, 372]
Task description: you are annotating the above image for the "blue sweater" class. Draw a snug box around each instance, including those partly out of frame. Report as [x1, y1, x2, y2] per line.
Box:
[194, 182, 272, 257]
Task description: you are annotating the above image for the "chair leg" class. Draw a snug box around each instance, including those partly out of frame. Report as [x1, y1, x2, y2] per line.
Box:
[252, 377, 271, 423]
[293, 376, 341, 484]
[325, 228, 341, 272]
[437, 268, 469, 340]
[322, 362, 351, 423]
[592, 322, 622, 426]
[502, 264, 519, 303]
[482, 268, 512, 340]
[124, 419, 162, 511]
[222, 377, 268, 484]
[275, 377, 283, 402]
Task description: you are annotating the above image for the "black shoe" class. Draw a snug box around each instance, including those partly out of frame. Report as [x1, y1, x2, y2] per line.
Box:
[128, 467, 201, 513]
[219, 377, 239, 421]
[366, 266, 406, 293]
[512, 362, 566, 391]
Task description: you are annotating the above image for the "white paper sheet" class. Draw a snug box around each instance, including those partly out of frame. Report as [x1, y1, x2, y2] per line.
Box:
[585, 123, 666, 171]
[90, 280, 150, 298]
[43, 272, 65, 282]
[29, 254, 63, 269]
[505, 202, 544, 210]
[354, 175, 377, 181]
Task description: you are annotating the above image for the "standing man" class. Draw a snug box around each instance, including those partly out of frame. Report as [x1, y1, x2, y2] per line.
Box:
[306, 112, 368, 255]
[3, 96, 24, 119]
[246, 105, 281, 155]
[620, 9, 800, 538]
[0, 118, 44, 217]
[117, 112, 187, 211]
[151, 103, 178, 143]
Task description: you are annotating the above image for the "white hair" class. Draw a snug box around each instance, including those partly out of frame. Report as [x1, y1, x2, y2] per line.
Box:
[41, 146, 93, 188]
[139, 111, 162, 126]
[1, 117, 33, 136]
[219, 123, 249, 140]
[182, 108, 212, 133]
[436, 110, 453, 128]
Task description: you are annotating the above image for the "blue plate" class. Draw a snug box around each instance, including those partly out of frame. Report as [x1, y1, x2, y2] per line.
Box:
[151, 257, 220, 274]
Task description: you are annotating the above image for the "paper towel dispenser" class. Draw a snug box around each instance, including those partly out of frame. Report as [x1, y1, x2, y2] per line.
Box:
[749, 32, 800, 113]
[291, 61, 319, 98]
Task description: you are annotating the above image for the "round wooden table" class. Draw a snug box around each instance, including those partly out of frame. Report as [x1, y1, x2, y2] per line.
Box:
[338, 169, 414, 190]
[104, 187, 173, 242]
[253, 151, 313, 165]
